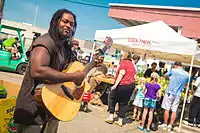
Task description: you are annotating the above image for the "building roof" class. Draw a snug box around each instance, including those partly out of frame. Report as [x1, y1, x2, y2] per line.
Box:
[1, 24, 26, 31]
[108, 3, 200, 38]
[109, 3, 200, 12]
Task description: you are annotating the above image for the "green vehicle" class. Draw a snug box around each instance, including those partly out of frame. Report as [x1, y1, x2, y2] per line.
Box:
[0, 25, 28, 75]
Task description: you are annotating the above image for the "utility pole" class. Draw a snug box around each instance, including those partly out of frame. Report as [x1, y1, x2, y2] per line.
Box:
[33, 4, 38, 26]
[0, 0, 5, 24]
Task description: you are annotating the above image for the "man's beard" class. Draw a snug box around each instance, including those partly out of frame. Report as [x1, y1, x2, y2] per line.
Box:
[60, 29, 72, 39]
[55, 28, 73, 50]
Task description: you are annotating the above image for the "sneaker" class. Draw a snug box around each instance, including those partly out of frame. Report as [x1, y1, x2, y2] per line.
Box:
[167, 125, 172, 132]
[146, 129, 151, 132]
[158, 124, 167, 130]
[188, 123, 194, 127]
[131, 115, 136, 120]
[114, 120, 123, 127]
[105, 118, 114, 124]
[182, 120, 189, 125]
[196, 124, 200, 128]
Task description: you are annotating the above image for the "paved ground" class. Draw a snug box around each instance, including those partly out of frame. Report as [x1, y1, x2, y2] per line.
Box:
[0, 70, 23, 84]
[1, 71, 200, 133]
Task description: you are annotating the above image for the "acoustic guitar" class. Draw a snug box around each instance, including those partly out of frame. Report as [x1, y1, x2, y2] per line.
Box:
[40, 39, 112, 122]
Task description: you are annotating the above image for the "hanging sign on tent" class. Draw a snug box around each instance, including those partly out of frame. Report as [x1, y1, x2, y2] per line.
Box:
[128, 38, 151, 46]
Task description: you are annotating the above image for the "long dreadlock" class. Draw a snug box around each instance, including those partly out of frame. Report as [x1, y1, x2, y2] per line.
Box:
[48, 9, 77, 61]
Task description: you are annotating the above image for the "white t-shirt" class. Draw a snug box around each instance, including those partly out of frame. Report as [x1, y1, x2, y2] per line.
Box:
[133, 63, 137, 73]
[193, 77, 200, 97]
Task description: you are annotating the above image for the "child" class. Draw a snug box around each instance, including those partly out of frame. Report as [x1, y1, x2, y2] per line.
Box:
[132, 77, 146, 121]
[138, 72, 161, 132]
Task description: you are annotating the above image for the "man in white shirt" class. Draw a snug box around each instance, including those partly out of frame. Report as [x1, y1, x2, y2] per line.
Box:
[188, 76, 200, 127]
[132, 54, 140, 71]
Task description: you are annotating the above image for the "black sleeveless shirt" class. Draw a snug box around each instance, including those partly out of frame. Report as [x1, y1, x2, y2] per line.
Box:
[14, 33, 75, 125]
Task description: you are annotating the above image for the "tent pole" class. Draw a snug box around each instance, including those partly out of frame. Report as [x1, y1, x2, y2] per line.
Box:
[178, 54, 195, 132]
[90, 41, 96, 62]
[143, 51, 148, 70]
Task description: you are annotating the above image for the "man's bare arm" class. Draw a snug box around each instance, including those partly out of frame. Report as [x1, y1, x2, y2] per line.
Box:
[30, 46, 85, 84]
[164, 73, 169, 80]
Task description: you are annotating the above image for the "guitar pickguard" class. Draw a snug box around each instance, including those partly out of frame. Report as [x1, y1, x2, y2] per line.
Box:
[72, 86, 84, 100]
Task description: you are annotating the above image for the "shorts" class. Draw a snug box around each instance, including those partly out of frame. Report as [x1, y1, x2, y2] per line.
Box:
[133, 98, 143, 108]
[143, 98, 157, 108]
[161, 93, 181, 112]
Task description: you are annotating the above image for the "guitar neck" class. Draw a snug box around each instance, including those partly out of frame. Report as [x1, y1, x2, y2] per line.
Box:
[83, 45, 108, 74]
[83, 61, 96, 74]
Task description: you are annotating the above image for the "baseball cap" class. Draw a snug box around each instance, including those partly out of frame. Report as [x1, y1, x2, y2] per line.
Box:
[72, 40, 79, 46]
[174, 61, 182, 67]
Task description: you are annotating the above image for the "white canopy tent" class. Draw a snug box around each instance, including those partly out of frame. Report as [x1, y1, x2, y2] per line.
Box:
[94, 20, 199, 65]
[94, 21, 198, 131]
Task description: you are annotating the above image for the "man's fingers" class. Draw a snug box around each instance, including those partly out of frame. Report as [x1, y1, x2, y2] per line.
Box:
[105, 36, 113, 43]
[94, 56, 104, 66]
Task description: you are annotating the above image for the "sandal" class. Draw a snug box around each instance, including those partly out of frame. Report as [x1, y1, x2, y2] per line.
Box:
[135, 117, 140, 121]
[137, 126, 144, 131]
[146, 129, 151, 132]
[131, 116, 136, 120]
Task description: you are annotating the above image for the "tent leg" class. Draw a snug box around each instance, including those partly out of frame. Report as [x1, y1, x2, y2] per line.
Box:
[178, 55, 195, 132]
[143, 51, 148, 70]
[90, 41, 96, 62]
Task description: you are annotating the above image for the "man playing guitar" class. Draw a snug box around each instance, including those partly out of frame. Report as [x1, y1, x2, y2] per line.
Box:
[14, 8, 113, 133]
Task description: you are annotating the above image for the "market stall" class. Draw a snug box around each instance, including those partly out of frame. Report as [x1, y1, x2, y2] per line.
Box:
[95, 21, 198, 65]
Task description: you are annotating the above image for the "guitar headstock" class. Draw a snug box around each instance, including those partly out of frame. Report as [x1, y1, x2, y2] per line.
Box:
[103, 36, 113, 50]
[92, 37, 113, 65]
[94, 37, 113, 56]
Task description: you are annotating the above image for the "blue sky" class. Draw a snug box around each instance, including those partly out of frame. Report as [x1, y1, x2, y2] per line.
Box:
[3, 0, 200, 40]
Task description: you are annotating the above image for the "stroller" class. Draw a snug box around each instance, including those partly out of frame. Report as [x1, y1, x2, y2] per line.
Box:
[150, 96, 164, 131]
[81, 92, 92, 112]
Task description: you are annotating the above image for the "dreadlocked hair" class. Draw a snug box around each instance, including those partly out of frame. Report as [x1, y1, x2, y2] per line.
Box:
[48, 9, 77, 51]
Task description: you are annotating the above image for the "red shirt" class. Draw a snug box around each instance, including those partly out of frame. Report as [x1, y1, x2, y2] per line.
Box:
[114, 60, 136, 85]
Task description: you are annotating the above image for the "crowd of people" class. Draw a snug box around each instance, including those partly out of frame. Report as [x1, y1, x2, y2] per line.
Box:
[72, 42, 200, 132]
[99, 58, 200, 132]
